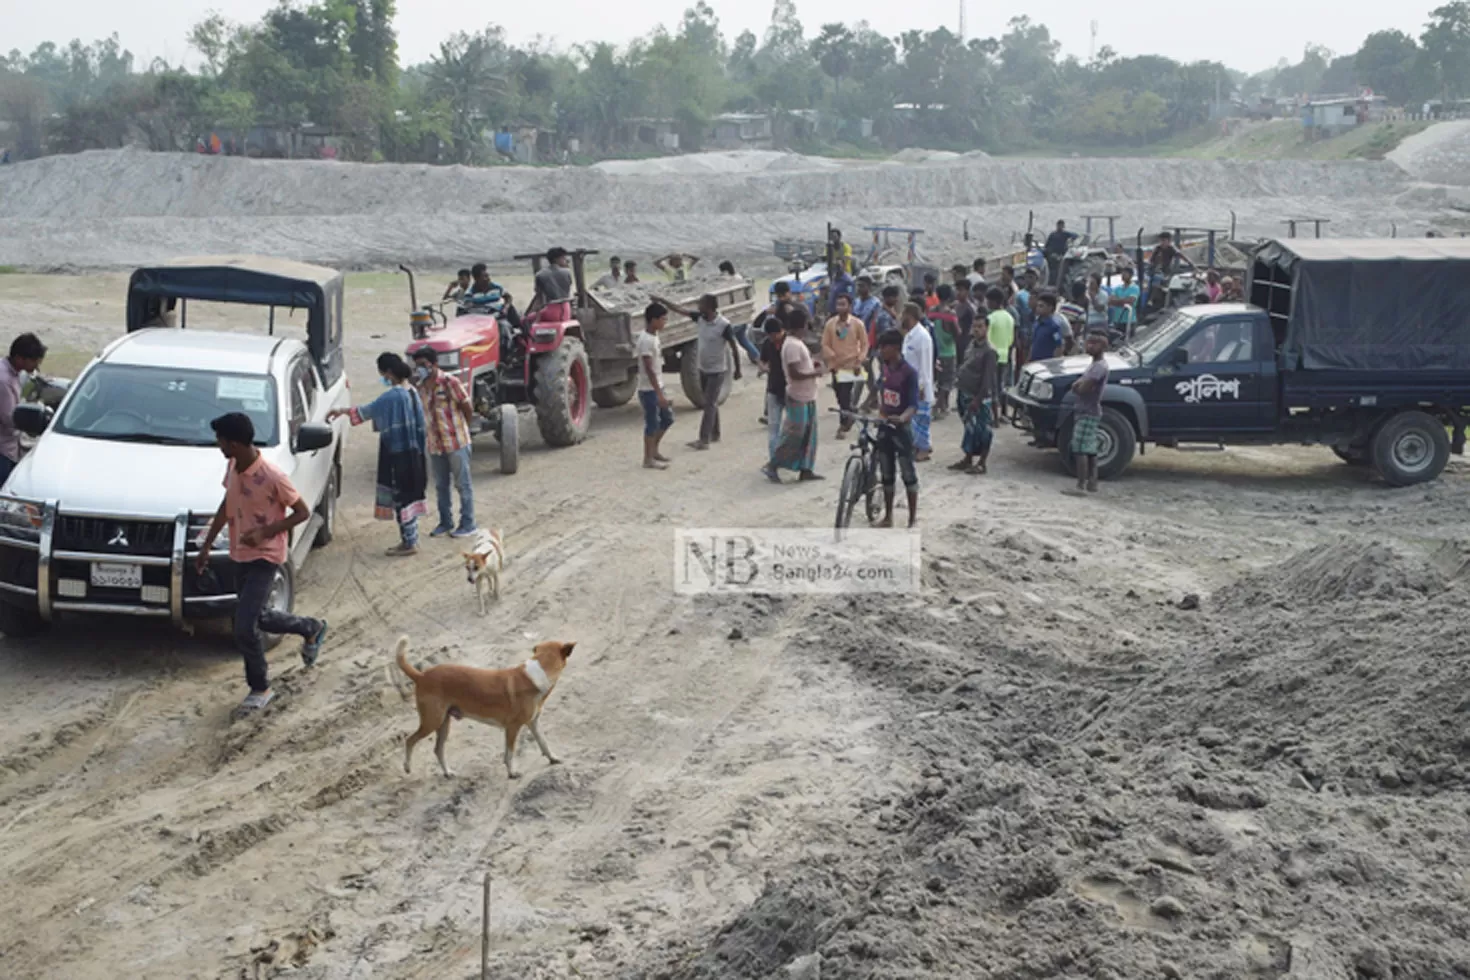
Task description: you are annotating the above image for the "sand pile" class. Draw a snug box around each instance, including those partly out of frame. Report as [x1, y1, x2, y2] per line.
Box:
[1389, 120, 1470, 186]
[590, 273, 749, 313]
[1215, 539, 1446, 610]
[0, 146, 1441, 271]
[630, 532, 1470, 979]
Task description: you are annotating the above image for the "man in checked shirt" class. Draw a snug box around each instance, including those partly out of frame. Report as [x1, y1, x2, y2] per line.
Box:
[411, 346, 478, 538]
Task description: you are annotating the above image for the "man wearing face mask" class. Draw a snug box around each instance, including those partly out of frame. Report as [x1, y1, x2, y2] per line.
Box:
[411, 346, 476, 538]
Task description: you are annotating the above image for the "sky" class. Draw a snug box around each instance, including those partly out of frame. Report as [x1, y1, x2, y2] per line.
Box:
[3, 0, 1442, 75]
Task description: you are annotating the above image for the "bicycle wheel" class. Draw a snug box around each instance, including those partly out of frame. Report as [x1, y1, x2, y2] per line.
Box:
[835, 454, 865, 536]
[863, 450, 882, 525]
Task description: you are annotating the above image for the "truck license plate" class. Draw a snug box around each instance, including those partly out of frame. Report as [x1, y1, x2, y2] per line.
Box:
[90, 562, 142, 590]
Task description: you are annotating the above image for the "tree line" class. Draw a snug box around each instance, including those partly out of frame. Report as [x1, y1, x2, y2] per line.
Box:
[4, 1, 1470, 164]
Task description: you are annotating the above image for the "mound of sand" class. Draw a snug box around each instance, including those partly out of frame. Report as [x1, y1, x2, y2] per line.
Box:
[0, 146, 1434, 270]
[1215, 540, 1446, 610]
[1388, 120, 1470, 186]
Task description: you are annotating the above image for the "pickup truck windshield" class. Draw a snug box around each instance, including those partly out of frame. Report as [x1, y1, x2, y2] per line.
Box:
[54, 364, 279, 447]
[1131, 310, 1200, 365]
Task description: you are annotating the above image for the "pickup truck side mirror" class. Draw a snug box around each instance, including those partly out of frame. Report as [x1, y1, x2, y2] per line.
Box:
[1169, 347, 1189, 367]
[13, 404, 50, 438]
[295, 422, 334, 454]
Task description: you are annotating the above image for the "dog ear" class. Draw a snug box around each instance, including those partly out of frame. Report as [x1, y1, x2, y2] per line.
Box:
[560, 641, 576, 660]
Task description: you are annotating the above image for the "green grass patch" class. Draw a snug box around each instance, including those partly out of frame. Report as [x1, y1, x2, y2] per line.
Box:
[0, 266, 20, 275]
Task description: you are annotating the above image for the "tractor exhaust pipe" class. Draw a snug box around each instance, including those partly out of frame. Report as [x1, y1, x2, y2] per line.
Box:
[398, 264, 418, 312]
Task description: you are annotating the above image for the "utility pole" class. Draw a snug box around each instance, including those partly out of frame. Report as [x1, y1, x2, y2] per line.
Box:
[1089, 20, 1099, 63]
[958, 0, 966, 41]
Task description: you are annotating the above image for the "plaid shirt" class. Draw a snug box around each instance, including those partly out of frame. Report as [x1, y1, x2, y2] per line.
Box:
[418, 372, 473, 455]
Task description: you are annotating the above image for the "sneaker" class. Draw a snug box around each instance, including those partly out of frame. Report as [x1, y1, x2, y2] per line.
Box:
[302, 621, 329, 668]
[240, 690, 275, 711]
[429, 525, 453, 538]
[451, 526, 479, 539]
[385, 543, 419, 557]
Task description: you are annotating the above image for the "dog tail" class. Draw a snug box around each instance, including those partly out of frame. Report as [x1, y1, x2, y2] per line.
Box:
[394, 636, 422, 682]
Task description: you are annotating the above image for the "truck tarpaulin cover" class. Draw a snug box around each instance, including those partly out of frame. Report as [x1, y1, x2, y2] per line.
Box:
[126, 255, 345, 385]
[1253, 239, 1470, 371]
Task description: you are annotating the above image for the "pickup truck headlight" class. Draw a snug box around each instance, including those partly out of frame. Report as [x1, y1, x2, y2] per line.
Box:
[1028, 378, 1054, 401]
[0, 497, 43, 540]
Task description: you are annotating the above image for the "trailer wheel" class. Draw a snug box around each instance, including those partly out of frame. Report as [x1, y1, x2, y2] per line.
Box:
[1058, 406, 1137, 481]
[534, 337, 592, 448]
[1371, 411, 1449, 486]
[592, 374, 638, 408]
[679, 347, 734, 409]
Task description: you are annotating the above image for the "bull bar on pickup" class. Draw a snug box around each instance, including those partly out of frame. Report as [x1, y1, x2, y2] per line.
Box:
[0, 496, 236, 625]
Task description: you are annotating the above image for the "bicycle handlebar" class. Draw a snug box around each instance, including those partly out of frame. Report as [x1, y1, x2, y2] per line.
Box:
[828, 407, 898, 428]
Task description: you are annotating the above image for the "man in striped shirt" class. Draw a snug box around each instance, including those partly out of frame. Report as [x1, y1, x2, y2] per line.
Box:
[411, 347, 477, 538]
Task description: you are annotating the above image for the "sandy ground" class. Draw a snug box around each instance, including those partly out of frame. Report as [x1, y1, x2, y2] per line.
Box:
[2, 274, 1469, 979]
[3, 146, 1467, 272]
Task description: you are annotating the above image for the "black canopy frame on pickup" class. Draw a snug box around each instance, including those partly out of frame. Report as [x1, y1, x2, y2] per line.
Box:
[1250, 239, 1470, 372]
[126, 255, 345, 386]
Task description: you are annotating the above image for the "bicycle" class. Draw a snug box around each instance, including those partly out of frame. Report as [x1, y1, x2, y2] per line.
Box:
[831, 409, 897, 537]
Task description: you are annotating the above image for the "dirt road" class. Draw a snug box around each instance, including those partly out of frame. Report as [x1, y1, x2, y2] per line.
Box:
[1, 275, 1467, 979]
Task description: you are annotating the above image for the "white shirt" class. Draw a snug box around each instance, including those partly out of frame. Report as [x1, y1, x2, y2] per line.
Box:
[635, 331, 662, 392]
[902, 327, 935, 404]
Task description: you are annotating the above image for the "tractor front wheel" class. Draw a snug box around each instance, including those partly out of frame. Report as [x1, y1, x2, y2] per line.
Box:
[534, 337, 592, 447]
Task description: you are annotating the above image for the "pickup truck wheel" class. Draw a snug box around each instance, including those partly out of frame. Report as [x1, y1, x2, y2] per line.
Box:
[261, 563, 294, 652]
[534, 337, 592, 447]
[1059, 407, 1137, 481]
[499, 407, 520, 475]
[313, 461, 339, 547]
[592, 375, 638, 408]
[1372, 411, 1450, 486]
[0, 601, 47, 638]
[679, 347, 735, 409]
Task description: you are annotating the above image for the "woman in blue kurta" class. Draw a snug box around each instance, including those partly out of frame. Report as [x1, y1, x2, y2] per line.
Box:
[328, 353, 428, 556]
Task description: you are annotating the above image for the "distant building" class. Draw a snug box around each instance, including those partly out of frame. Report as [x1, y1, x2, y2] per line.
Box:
[709, 113, 773, 147]
[1302, 94, 1388, 136]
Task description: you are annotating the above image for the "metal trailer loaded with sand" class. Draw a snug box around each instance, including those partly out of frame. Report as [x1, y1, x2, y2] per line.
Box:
[0, 141, 1468, 979]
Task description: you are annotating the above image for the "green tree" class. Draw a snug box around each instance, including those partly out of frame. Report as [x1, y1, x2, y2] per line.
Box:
[1356, 30, 1424, 104]
[1422, 2, 1470, 100]
[426, 28, 509, 162]
[811, 24, 855, 95]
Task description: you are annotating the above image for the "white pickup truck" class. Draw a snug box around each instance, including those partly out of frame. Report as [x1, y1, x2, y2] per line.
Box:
[0, 256, 349, 640]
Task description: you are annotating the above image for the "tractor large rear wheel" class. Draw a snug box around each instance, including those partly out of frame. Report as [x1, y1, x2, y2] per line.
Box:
[535, 337, 592, 447]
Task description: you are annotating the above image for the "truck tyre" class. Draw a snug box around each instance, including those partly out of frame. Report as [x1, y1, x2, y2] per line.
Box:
[1059, 407, 1137, 481]
[679, 347, 734, 409]
[261, 563, 294, 651]
[312, 459, 340, 548]
[499, 407, 520, 475]
[1371, 411, 1450, 486]
[592, 374, 638, 408]
[534, 337, 592, 448]
[0, 601, 47, 638]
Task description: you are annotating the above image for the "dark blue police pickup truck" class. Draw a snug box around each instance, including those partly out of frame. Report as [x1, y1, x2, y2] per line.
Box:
[1007, 239, 1470, 486]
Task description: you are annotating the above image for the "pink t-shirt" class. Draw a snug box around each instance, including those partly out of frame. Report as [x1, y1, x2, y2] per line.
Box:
[222, 456, 301, 565]
[782, 336, 818, 403]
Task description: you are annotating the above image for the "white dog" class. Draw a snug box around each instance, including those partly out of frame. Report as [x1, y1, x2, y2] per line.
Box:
[462, 528, 506, 615]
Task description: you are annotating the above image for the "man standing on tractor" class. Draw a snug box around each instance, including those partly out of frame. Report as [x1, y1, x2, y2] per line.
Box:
[1044, 220, 1079, 287]
[411, 346, 477, 539]
[655, 253, 699, 282]
[529, 247, 574, 324]
[595, 256, 623, 289]
[828, 228, 854, 276]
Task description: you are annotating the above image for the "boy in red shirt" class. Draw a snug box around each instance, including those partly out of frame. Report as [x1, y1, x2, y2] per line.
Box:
[197, 413, 328, 711]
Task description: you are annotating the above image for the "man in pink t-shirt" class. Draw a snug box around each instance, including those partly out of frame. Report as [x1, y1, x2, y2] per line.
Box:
[763, 306, 825, 484]
[197, 412, 328, 711]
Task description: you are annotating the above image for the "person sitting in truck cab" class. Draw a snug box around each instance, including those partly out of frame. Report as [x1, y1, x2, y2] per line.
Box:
[460, 263, 505, 316]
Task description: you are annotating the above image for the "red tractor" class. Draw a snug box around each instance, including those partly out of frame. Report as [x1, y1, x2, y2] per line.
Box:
[399, 257, 594, 475]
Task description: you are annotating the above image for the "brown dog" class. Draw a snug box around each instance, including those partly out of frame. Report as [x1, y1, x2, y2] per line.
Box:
[395, 636, 574, 779]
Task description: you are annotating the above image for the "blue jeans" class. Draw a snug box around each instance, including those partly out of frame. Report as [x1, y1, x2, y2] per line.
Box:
[429, 447, 474, 532]
[733, 324, 761, 364]
[639, 389, 674, 436]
